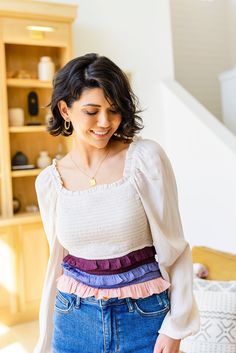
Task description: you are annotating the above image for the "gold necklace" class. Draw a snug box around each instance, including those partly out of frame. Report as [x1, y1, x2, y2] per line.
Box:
[69, 148, 110, 187]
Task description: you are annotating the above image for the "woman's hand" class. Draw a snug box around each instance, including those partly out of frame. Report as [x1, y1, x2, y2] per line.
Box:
[154, 333, 181, 353]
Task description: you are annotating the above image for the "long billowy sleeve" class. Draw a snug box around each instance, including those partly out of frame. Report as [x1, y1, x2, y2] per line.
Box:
[132, 139, 199, 339]
[33, 167, 66, 353]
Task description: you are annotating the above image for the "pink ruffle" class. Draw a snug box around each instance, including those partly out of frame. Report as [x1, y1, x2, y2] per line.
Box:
[56, 274, 171, 299]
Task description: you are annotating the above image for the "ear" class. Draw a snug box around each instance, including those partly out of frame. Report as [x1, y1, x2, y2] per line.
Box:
[58, 100, 70, 120]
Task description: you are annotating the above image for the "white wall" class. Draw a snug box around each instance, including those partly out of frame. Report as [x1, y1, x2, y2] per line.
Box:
[170, 0, 230, 120]
[227, 0, 236, 67]
[70, 0, 174, 143]
[161, 80, 236, 254]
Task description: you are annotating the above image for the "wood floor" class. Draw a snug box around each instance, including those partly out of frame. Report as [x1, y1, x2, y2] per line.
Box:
[0, 321, 38, 353]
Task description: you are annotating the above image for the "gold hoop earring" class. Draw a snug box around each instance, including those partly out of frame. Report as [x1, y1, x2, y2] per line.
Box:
[64, 120, 70, 130]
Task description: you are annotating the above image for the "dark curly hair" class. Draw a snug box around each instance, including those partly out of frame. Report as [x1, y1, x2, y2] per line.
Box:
[48, 53, 143, 141]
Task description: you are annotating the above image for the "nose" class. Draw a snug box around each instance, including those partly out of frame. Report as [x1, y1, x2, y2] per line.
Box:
[96, 111, 110, 128]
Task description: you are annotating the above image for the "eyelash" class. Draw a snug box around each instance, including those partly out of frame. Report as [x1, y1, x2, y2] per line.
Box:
[84, 110, 118, 116]
[85, 111, 97, 116]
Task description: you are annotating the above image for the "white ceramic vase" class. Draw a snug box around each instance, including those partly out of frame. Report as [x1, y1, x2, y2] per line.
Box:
[37, 151, 51, 168]
[38, 56, 55, 81]
[8, 108, 24, 126]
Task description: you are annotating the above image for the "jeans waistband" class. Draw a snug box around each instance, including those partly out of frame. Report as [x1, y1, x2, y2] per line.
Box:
[59, 290, 168, 313]
[76, 295, 135, 310]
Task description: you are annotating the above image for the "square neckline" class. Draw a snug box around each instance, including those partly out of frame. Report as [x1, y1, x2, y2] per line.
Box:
[50, 137, 139, 195]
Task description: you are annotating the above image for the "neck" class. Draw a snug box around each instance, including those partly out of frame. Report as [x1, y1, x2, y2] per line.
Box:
[71, 136, 111, 169]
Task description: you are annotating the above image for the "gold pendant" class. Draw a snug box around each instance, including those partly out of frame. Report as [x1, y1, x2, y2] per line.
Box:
[89, 177, 96, 186]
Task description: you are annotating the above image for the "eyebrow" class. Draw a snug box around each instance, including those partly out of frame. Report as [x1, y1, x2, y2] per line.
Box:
[82, 104, 101, 107]
[82, 103, 116, 108]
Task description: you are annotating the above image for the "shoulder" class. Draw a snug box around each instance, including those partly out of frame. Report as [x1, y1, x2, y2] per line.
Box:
[133, 138, 169, 178]
[136, 138, 165, 157]
[35, 164, 56, 194]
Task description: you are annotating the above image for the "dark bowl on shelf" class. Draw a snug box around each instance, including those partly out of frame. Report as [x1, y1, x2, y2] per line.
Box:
[12, 151, 28, 166]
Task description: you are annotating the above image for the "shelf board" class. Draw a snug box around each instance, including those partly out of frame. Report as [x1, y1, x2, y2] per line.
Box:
[13, 211, 40, 220]
[7, 78, 52, 88]
[0, 212, 41, 227]
[9, 125, 47, 133]
[11, 168, 42, 178]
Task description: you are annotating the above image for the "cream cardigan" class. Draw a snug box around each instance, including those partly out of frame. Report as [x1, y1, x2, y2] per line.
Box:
[33, 137, 199, 353]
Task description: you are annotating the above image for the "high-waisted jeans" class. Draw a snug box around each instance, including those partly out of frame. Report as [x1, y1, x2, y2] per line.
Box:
[52, 290, 170, 353]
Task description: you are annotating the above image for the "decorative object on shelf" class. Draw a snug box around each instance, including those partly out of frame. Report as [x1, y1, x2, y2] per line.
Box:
[54, 142, 65, 160]
[13, 197, 21, 213]
[28, 91, 38, 116]
[27, 91, 41, 125]
[38, 56, 55, 81]
[36, 151, 51, 168]
[12, 151, 28, 166]
[25, 204, 39, 213]
[10, 69, 31, 79]
[8, 107, 24, 126]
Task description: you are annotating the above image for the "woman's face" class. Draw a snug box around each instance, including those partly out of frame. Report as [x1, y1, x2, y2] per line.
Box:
[58, 88, 122, 149]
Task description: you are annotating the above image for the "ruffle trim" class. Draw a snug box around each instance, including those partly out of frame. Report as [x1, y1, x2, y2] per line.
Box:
[63, 268, 162, 289]
[63, 246, 156, 271]
[62, 262, 161, 287]
[56, 274, 171, 299]
[51, 159, 129, 195]
[72, 257, 155, 275]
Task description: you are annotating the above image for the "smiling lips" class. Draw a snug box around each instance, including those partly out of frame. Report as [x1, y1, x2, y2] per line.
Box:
[90, 129, 111, 137]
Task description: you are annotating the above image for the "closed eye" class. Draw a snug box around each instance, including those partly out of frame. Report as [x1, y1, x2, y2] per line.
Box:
[83, 109, 119, 116]
[84, 111, 98, 116]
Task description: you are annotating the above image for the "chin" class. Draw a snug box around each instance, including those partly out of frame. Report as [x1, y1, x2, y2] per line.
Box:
[89, 138, 111, 149]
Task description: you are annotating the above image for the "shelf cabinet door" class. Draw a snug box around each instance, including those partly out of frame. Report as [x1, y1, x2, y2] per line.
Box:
[17, 222, 49, 313]
[0, 227, 17, 316]
[0, 223, 49, 325]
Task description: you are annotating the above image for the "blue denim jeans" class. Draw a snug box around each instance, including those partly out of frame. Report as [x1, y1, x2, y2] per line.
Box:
[52, 290, 170, 353]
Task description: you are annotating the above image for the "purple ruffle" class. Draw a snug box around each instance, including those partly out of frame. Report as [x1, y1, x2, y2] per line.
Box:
[62, 261, 161, 288]
[63, 268, 162, 289]
[63, 246, 156, 273]
[78, 257, 156, 275]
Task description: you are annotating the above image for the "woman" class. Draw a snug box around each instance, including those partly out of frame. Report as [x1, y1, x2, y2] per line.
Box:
[34, 53, 199, 353]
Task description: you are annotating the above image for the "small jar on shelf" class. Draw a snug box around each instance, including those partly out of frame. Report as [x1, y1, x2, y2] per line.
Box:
[38, 56, 55, 81]
[8, 108, 25, 127]
[36, 151, 51, 169]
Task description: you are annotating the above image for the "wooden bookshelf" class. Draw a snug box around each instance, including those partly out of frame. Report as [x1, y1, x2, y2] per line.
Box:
[0, 0, 76, 326]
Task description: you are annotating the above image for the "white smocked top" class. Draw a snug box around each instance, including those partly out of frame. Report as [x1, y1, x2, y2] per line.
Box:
[53, 145, 153, 259]
[33, 137, 199, 353]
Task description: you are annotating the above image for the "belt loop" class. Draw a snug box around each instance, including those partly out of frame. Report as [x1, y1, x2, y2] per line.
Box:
[75, 295, 81, 309]
[126, 298, 135, 312]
